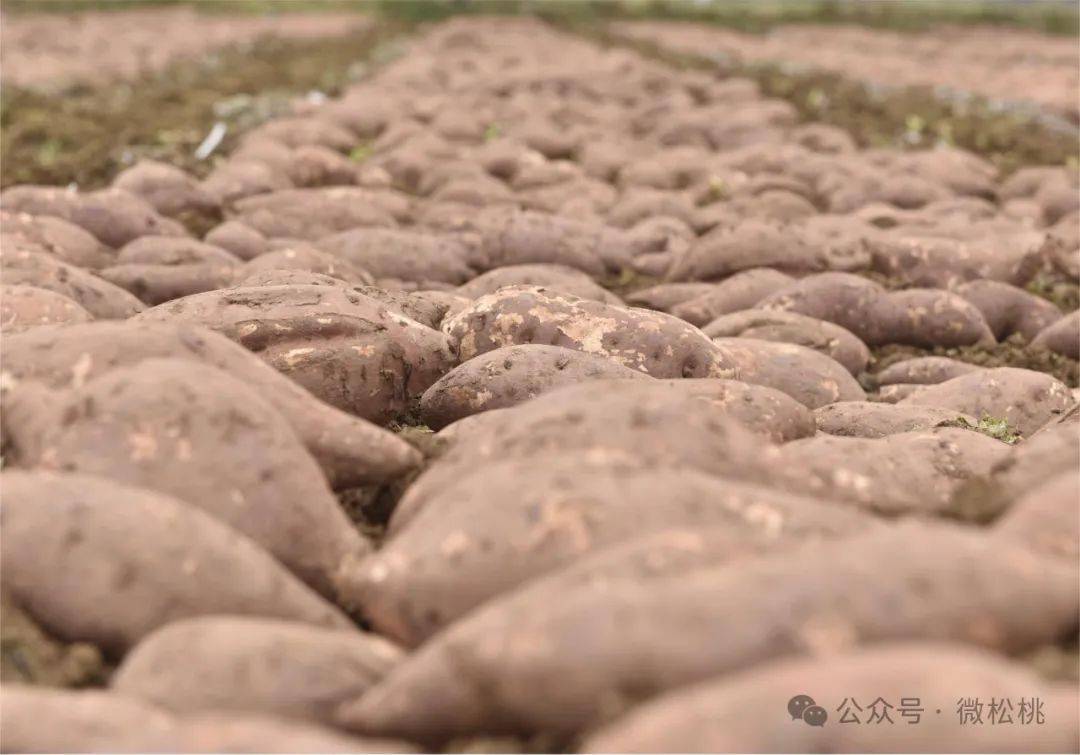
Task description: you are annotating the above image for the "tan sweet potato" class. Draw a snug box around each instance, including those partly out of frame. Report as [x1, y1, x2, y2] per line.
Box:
[875, 356, 980, 386]
[230, 188, 401, 240]
[443, 286, 738, 379]
[4, 359, 369, 595]
[0, 186, 186, 247]
[455, 263, 619, 304]
[584, 643, 1079, 753]
[711, 338, 865, 408]
[955, 279, 1063, 341]
[0, 321, 420, 487]
[1, 471, 351, 654]
[0, 686, 416, 754]
[670, 269, 795, 328]
[1, 247, 145, 319]
[202, 159, 294, 205]
[112, 159, 221, 225]
[774, 428, 1011, 516]
[704, 310, 870, 374]
[134, 285, 456, 424]
[1032, 310, 1080, 359]
[760, 272, 995, 348]
[203, 220, 268, 260]
[339, 455, 869, 646]
[994, 471, 1079, 561]
[317, 228, 476, 286]
[868, 232, 1050, 288]
[337, 522, 1078, 742]
[419, 344, 652, 428]
[0, 209, 113, 269]
[113, 616, 402, 722]
[624, 282, 717, 312]
[0, 284, 92, 333]
[240, 243, 374, 285]
[900, 367, 1074, 436]
[814, 401, 977, 438]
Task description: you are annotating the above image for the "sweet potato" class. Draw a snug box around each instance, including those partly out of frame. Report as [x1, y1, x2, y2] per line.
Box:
[0, 284, 92, 333]
[98, 236, 241, 305]
[317, 228, 477, 286]
[711, 338, 865, 408]
[0, 686, 416, 754]
[455, 263, 619, 304]
[240, 243, 374, 285]
[1032, 310, 1080, 359]
[704, 310, 870, 375]
[868, 232, 1049, 288]
[244, 116, 358, 152]
[340, 457, 870, 646]
[4, 359, 369, 595]
[900, 367, 1074, 436]
[0, 321, 420, 487]
[773, 428, 1011, 516]
[624, 282, 718, 311]
[230, 188, 401, 240]
[584, 643, 1079, 753]
[134, 285, 456, 424]
[814, 401, 976, 438]
[759, 272, 995, 348]
[0, 209, 113, 269]
[113, 616, 402, 722]
[389, 380, 805, 534]
[1, 471, 351, 654]
[419, 344, 652, 428]
[875, 356, 980, 386]
[666, 219, 870, 281]
[287, 144, 362, 188]
[443, 286, 738, 379]
[1, 246, 146, 319]
[112, 159, 221, 225]
[202, 159, 294, 205]
[337, 522, 1078, 742]
[955, 279, 1063, 341]
[0, 185, 186, 247]
[669, 268, 795, 326]
[994, 471, 1079, 561]
[203, 220, 268, 260]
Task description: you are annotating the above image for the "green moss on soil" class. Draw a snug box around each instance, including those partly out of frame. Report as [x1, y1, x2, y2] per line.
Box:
[0, 20, 408, 190]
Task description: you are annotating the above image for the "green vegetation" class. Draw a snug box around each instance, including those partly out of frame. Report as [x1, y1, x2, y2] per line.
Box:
[942, 415, 1022, 444]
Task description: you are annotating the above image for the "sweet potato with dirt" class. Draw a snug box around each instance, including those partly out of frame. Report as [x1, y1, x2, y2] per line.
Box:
[759, 272, 995, 348]
[113, 616, 402, 723]
[955, 279, 1063, 341]
[0, 686, 416, 754]
[624, 282, 717, 312]
[584, 644, 1080, 753]
[317, 228, 476, 286]
[774, 428, 1011, 516]
[0, 321, 420, 487]
[443, 286, 738, 379]
[994, 471, 1079, 561]
[342, 455, 871, 646]
[337, 522, 1078, 742]
[665, 219, 870, 281]
[0, 284, 92, 333]
[711, 338, 865, 408]
[670, 268, 795, 326]
[814, 401, 977, 438]
[875, 356, 980, 386]
[204, 220, 268, 260]
[390, 380, 806, 534]
[419, 344, 653, 429]
[1, 247, 145, 319]
[0, 209, 113, 269]
[0, 186, 187, 248]
[240, 244, 374, 285]
[98, 236, 241, 305]
[0, 471, 351, 654]
[202, 159, 294, 206]
[455, 263, 620, 304]
[1032, 310, 1080, 359]
[900, 367, 1074, 436]
[112, 159, 221, 226]
[704, 310, 870, 375]
[3, 359, 370, 595]
[134, 285, 456, 424]
[245, 116, 358, 152]
[230, 188, 401, 240]
[868, 232, 1050, 288]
